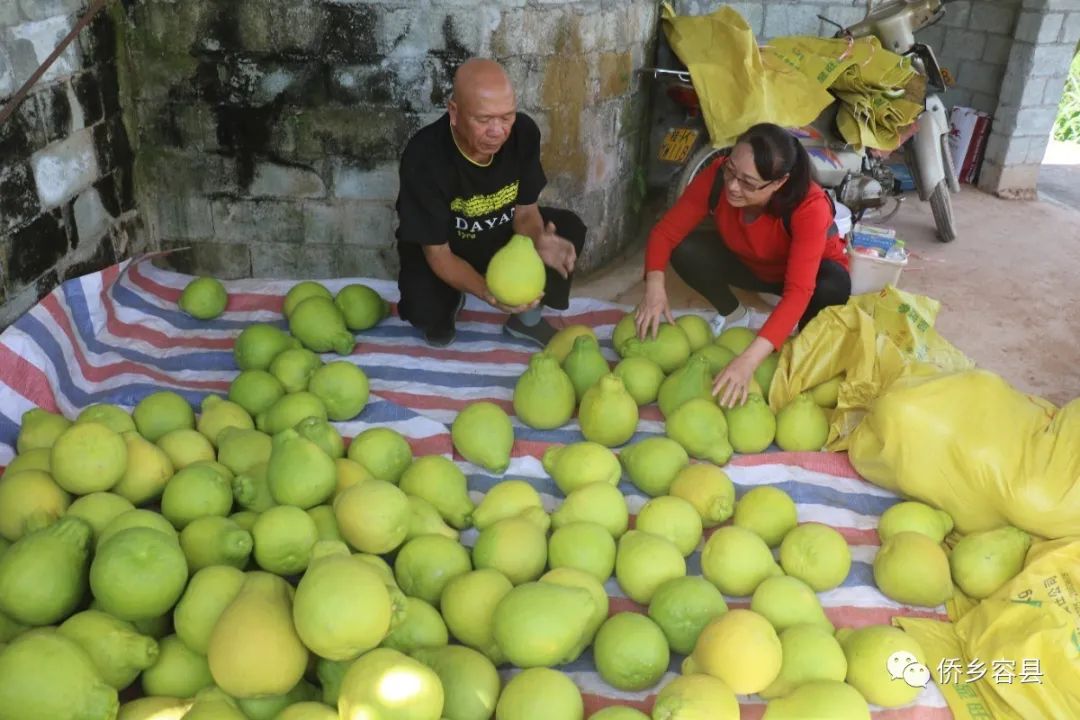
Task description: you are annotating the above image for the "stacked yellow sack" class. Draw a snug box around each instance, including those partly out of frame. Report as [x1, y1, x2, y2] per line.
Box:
[660, 4, 923, 150]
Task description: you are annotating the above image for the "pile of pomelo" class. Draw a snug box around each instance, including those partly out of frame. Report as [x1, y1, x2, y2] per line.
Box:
[0, 285, 964, 720]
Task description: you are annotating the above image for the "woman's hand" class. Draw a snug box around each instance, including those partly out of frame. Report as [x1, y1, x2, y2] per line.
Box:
[712, 353, 758, 408]
[712, 336, 775, 408]
[636, 271, 674, 340]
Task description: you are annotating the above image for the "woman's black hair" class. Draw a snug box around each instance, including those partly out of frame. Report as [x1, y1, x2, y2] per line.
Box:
[736, 123, 812, 219]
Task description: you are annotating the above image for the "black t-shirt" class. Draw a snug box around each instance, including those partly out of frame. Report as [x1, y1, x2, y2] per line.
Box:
[395, 112, 547, 271]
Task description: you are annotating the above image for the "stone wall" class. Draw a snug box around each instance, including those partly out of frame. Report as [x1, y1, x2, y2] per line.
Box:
[0, 0, 145, 327]
[121, 0, 658, 280]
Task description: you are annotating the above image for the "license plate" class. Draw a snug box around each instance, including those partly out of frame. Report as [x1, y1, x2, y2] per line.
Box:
[659, 128, 699, 163]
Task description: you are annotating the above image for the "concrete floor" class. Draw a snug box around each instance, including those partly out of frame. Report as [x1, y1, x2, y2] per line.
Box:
[576, 185, 1080, 407]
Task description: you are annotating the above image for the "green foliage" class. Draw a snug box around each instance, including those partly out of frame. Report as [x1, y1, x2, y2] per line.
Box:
[1052, 52, 1080, 143]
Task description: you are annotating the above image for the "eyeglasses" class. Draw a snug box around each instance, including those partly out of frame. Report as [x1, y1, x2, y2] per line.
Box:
[722, 162, 778, 193]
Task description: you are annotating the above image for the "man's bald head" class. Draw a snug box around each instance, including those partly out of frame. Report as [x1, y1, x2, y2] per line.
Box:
[448, 58, 518, 163]
[451, 58, 513, 106]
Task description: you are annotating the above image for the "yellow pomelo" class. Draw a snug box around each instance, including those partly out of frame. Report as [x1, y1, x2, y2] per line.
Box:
[338, 648, 444, 720]
[293, 550, 394, 660]
[381, 596, 448, 654]
[473, 516, 547, 585]
[333, 457, 372, 498]
[17, 409, 71, 453]
[208, 572, 309, 699]
[196, 395, 254, 446]
[635, 495, 703, 556]
[547, 522, 616, 582]
[159, 465, 233, 530]
[157, 429, 216, 470]
[683, 609, 782, 695]
[3, 447, 51, 476]
[75, 404, 136, 435]
[173, 565, 246, 654]
[97, 509, 177, 548]
[546, 325, 598, 363]
[334, 479, 410, 554]
[0, 469, 70, 542]
[50, 422, 127, 494]
[111, 431, 174, 505]
[440, 569, 512, 663]
[734, 486, 798, 548]
[651, 674, 739, 720]
[394, 534, 472, 606]
[66, 492, 134, 544]
[346, 427, 413, 483]
[615, 530, 686, 604]
[283, 281, 332, 318]
[668, 464, 735, 528]
[495, 667, 581, 720]
[551, 481, 628, 538]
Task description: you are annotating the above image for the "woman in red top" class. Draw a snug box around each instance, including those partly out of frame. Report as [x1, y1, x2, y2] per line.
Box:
[636, 123, 851, 408]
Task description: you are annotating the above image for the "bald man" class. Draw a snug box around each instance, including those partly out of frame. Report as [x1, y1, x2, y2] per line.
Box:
[394, 58, 588, 347]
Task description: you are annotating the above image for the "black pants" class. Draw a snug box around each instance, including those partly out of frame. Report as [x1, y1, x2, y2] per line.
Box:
[397, 207, 587, 335]
[670, 230, 851, 330]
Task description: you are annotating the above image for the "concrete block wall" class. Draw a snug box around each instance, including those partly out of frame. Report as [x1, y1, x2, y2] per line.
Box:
[979, 0, 1080, 197]
[917, 0, 1022, 115]
[0, 1, 146, 327]
[118, 0, 659, 280]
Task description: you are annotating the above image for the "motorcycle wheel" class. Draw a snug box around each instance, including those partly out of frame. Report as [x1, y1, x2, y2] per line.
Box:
[667, 144, 726, 209]
[930, 180, 957, 243]
[941, 135, 961, 194]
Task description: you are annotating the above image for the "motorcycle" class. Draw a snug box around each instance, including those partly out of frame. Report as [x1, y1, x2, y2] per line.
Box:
[639, 0, 960, 242]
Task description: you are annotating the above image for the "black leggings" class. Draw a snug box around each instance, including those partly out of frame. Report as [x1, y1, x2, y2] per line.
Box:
[670, 230, 851, 330]
[397, 207, 587, 335]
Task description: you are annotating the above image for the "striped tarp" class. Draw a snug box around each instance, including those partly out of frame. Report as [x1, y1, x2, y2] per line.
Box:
[0, 256, 952, 718]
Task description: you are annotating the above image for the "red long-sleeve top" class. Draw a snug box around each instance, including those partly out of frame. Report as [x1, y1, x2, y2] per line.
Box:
[645, 157, 848, 349]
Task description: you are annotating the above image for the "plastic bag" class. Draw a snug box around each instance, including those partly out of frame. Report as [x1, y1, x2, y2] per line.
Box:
[769, 286, 973, 446]
[895, 537, 1080, 719]
[848, 370, 1080, 538]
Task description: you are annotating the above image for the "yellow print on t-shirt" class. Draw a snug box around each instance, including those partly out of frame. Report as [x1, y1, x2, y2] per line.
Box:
[449, 181, 519, 218]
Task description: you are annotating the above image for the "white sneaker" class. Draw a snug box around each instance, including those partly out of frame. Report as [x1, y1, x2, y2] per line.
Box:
[709, 308, 754, 335]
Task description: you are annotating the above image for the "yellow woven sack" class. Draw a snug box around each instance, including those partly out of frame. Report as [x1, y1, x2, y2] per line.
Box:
[848, 371, 1080, 538]
[896, 537, 1080, 719]
[769, 286, 973, 446]
[660, 3, 836, 147]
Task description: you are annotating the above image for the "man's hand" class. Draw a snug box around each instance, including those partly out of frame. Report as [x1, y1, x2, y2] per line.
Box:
[534, 221, 576, 279]
[481, 285, 543, 315]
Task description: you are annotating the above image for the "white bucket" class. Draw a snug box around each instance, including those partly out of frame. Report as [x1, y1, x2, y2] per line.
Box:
[848, 245, 907, 295]
[834, 202, 853, 238]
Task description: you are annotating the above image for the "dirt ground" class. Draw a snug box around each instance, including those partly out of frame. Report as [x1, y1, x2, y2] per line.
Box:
[575, 185, 1080, 407]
